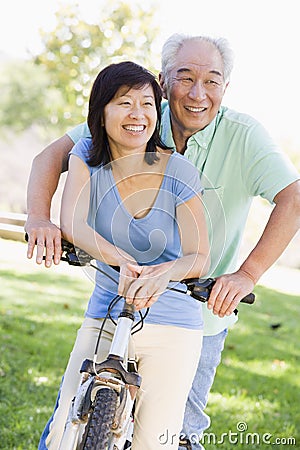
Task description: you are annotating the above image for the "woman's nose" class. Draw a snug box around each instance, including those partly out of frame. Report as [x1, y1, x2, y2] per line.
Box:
[129, 107, 144, 119]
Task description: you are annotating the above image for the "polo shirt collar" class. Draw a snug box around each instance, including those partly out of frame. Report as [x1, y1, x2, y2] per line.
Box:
[161, 102, 220, 151]
[189, 115, 218, 150]
[160, 103, 176, 149]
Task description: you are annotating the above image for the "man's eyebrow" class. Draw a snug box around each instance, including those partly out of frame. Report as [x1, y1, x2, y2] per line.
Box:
[176, 68, 223, 77]
[210, 70, 223, 77]
[176, 68, 192, 74]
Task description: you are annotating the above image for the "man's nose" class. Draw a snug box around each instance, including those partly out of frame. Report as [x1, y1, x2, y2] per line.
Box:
[189, 81, 207, 101]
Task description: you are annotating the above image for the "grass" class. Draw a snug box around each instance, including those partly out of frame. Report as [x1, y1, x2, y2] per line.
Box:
[0, 251, 299, 449]
[205, 285, 300, 449]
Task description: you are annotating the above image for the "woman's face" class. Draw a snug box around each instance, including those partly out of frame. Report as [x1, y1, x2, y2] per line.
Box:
[104, 84, 157, 156]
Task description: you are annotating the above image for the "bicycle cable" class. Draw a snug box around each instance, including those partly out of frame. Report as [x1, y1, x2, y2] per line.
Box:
[92, 294, 123, 375]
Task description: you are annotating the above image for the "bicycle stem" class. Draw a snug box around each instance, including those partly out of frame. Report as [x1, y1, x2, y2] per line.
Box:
[109, 303, 136, 360]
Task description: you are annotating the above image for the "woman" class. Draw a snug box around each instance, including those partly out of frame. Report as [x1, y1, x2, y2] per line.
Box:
[40, 61, 210, 450]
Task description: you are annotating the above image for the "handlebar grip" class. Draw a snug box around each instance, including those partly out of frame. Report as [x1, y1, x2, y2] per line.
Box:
[240, 292, 255, 304]
[183, 278, 255, 305]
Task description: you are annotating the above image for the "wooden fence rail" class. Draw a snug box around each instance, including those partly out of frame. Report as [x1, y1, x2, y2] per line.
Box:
[0, 211, 27, 242]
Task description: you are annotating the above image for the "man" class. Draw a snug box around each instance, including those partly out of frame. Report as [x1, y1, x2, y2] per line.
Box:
[26, 33, 300, 449]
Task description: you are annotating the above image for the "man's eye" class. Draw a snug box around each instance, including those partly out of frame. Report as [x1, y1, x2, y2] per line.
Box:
[206, 80, 221, 86]
[175, 77, 193, 85]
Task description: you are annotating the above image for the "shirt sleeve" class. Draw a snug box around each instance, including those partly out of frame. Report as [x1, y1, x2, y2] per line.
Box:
[169, 153, 204, 206]
[242, 121, 299, 203]
[69, 138, 93, 173]
[67, 122, 91, 143]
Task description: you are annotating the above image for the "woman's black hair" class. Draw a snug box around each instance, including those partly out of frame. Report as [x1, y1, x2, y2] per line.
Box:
[87, 61, 170, 167]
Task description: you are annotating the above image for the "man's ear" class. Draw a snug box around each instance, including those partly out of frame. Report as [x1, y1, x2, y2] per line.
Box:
[224, 81, 230, 95]
[159, 72, 168, 99]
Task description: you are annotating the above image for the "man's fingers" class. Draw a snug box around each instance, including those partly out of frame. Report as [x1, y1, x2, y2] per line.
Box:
[215, 292, 236, 317]
[207, 272, 255, 318]
[35, 240, 45, 265]
[26, 225, 62, 267]
[222, 295, 241, 316]
[53, 235, 62, 265]
[207, 280, 238, 317]
[44, 241, 55, 268]
[207, 282, 221, 310]
[27, 235, 37, 259]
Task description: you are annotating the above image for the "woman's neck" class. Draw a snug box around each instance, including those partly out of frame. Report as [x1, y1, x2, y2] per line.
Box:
[111, 152, 148, 179]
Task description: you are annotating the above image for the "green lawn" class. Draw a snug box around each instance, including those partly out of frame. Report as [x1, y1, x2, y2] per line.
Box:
[0, 257, 299, 449]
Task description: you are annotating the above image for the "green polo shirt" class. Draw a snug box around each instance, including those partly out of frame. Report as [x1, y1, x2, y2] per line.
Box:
[67, 103, 299, 335]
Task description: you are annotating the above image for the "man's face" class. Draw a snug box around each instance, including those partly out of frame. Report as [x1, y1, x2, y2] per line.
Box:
[161, 40, 228, 137]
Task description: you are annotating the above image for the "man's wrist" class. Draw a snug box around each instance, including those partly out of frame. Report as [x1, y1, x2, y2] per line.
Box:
[237, 265, 259, 285]
[26, 213, 51, 222]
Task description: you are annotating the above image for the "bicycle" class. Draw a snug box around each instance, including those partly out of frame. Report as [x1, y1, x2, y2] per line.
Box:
[29, 237, 255, 450]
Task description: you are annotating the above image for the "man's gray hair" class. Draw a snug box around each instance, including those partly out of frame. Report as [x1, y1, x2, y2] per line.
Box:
[161, 33, 234, 86]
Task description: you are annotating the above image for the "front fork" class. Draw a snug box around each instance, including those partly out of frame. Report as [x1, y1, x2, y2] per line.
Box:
[60, 304, 140, 450]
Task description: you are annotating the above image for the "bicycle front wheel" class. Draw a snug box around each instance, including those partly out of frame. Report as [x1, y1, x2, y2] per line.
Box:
[79, 387, 118, 450]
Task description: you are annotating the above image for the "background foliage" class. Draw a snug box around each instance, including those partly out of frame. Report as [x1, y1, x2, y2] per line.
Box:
[0, 0, 160, 134]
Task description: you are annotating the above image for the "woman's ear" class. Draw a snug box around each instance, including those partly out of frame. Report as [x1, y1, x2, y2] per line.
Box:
[159, 72, 168, 100]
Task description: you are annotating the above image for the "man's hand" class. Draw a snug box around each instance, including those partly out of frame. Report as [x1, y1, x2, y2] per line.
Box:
[25, 217, 62, 267]
[207, 270, 255, 317]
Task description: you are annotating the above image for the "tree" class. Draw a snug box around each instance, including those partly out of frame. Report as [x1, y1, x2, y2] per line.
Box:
[34, 0, 161, 127]
[0, 60, 63, 133]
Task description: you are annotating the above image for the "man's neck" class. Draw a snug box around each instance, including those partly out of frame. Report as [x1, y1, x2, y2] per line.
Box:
[171, 126, 191, 155]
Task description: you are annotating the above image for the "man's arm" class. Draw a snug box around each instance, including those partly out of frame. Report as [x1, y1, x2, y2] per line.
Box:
[25, 134, 74, 267]
[208, 180, 300, 317]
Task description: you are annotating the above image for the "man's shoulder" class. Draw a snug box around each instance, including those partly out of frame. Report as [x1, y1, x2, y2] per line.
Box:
[161, 100, 169, 114]
[67, 122, 91, 143]
[219, 106, 261, 129]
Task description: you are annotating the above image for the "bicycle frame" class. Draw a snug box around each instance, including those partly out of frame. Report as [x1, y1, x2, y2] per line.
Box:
[59, 299, 141, 450]
[28, 236, 254, 450]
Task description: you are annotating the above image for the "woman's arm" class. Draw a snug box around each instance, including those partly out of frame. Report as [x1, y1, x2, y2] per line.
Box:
[124, 193, 210, 310]
[60, 155, 136, 268]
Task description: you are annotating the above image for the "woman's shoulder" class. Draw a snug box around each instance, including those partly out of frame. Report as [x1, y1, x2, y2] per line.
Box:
[165, 151, 199, 176]
[72, 137, 92, 158]
[71, 138, 106, 174]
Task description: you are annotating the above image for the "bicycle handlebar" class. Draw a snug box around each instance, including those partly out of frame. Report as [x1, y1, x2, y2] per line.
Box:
[25, 234, 255, 305]
[181, 277, 255, 305]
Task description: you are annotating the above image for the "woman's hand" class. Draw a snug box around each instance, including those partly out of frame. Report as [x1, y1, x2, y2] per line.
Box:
[118, 261, 140, 300]
[121, 263, 172, 311]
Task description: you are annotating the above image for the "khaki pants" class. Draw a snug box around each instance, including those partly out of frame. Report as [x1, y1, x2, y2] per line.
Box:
[46, 317, 202, 450]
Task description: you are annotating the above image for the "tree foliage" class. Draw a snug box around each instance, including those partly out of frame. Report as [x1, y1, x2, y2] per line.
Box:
[0, 1, 160, 135]
[34, 0, 160, 127]
[0, 61, 63, 132]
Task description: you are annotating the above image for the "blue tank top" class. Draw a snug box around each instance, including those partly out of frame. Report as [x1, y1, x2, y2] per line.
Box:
[71, 138, 204, 329]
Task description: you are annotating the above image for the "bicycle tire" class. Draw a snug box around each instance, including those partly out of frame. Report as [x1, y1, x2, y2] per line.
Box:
[79, 387, 118, 450]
